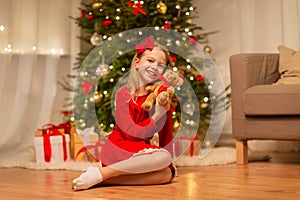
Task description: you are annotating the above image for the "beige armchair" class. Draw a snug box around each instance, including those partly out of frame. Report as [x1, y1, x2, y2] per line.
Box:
[229, 53, 300, 165]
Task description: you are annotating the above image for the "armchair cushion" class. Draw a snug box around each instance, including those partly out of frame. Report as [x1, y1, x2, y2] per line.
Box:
[243, 84, 300, 116]
[276, 45, 300, 85]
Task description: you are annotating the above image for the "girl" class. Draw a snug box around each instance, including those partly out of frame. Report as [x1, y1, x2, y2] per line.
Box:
[72, 38, 176, 191]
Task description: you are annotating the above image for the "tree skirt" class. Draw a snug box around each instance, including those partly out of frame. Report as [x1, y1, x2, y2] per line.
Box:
[175, 147, 236, 167]
[0, 147, 271, 171]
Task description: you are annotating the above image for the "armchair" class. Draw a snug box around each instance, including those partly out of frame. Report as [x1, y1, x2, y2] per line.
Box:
[229, 53, 300, 165]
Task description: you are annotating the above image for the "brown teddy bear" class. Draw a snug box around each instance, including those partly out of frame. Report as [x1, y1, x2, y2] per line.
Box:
[142, 69, 184, 111]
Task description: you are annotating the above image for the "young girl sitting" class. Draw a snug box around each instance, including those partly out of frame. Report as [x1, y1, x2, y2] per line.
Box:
[72, 38, 176, 191]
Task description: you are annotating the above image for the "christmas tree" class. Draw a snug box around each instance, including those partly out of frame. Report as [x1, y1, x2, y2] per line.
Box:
[61, 0, 230, 143]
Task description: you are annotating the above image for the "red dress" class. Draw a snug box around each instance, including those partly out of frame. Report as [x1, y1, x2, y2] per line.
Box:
[101, 86, 174, 166]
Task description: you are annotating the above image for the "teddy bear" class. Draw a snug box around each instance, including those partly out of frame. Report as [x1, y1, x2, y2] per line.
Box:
[142, 69, 184, 112]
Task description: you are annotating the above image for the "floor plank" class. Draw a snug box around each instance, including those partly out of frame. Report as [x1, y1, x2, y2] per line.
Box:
[1, 159, 300, 200]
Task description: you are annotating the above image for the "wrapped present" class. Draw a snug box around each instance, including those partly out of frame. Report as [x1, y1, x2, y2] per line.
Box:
[70, 127, 101, 162]
[34, 121, 72, 136]
[34, 124, 70, 163]
[177, 135, 201, 157]
[75, 137, 105, 162]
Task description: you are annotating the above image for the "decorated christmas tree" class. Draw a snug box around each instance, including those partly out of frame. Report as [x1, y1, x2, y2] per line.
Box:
[61, 0, 230, 142]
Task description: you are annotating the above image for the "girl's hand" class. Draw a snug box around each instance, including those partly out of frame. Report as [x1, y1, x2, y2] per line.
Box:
[151, 97, 167, 122]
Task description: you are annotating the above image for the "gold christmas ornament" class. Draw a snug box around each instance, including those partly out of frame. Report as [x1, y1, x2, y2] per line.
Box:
[201, 103, 208, 109]
[174, 25, 181, 31]
[173, 120, 181, 132]
[157, 0, 167, 14]
[92, 1, 103, 10]
[94, 91, 103, 103]
[203, 45, 212, 54]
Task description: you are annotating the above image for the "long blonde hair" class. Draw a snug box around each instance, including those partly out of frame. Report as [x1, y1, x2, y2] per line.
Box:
[127, 43, 174, 96]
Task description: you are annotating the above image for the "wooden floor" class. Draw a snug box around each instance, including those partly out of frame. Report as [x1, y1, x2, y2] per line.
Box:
[1, 153, 300, 200]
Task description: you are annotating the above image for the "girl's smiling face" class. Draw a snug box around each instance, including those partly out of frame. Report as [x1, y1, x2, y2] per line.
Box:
[134, 48, 167, 85]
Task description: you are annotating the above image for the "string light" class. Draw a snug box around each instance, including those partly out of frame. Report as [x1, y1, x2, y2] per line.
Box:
[0, 25, 5, 32]
[4, 44, 12, 52]
[203, 97, 209, 103]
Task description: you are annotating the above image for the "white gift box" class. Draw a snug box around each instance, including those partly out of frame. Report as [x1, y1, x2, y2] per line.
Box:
[34, 134, 70, 163]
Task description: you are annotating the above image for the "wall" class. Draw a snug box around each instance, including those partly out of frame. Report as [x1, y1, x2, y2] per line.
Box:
[193, 0, 242, 135]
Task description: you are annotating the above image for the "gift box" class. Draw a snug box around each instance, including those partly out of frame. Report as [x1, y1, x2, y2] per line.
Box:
[34, 134, 70, 163]
[34, 122, 72, 136]
[34, 123, 71, 163]
[70, 127, 101, 162]
[177, 136, 201, 157]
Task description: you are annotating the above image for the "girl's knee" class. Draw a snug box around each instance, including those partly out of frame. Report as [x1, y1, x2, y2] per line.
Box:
[154, 151, 172, 165]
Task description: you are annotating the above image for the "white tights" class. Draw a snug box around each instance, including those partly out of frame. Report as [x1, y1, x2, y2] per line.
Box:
[72, 150, 172, 191]
[110, 150, 172, 173]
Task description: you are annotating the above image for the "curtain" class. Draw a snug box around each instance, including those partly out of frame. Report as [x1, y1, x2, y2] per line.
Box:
[238, 0, 300, 52]
[0, 0, 80, 164]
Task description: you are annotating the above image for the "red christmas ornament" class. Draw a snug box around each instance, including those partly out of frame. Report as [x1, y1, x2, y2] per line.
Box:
[80, 10, 86, 18]
[80, 81, 93, 95]
[163, 22, 171, 29]
[189, 36, 197, 45]
[195, 75, 204, 82]
[87, 12, 94, 20]
[127, 1, 147, 16]
[102, 18, 112, 27]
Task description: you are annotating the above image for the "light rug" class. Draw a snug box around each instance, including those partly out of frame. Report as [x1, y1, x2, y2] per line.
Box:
[0, 147, 271, 171]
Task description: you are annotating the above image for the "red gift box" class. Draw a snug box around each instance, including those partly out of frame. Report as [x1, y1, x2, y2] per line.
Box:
[34, 123, 71, 163]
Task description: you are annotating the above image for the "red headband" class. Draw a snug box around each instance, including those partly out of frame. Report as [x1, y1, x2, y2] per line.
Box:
[135, 37, 155, 56]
